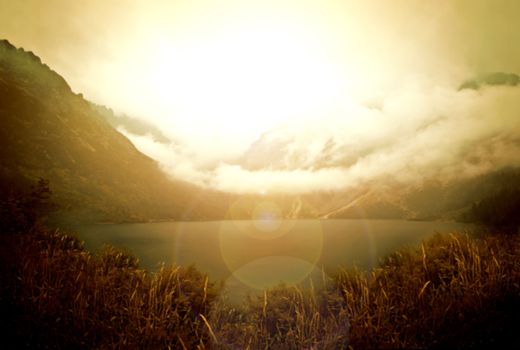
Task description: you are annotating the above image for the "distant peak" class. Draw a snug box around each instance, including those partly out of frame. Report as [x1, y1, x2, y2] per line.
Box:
[0, 39, 40, 62]
[0, 38, 71, 93]
[459, 72, 520, 91]
[0, 38, 16, 50]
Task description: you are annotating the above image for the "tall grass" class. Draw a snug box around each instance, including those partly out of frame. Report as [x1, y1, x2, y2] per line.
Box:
[1, 228, 519, 348]
[1, 229, 218, 349]
[339, 232, 520, 348]
[209, 282, 350, 349]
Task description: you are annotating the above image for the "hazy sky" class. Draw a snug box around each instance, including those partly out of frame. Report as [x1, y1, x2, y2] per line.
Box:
[2, 0, 520, 193]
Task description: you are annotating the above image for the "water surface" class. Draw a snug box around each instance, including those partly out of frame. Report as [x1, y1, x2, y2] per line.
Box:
[75, 219, 472, 298]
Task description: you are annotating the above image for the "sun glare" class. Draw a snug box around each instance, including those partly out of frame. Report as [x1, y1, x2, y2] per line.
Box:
[133, 18, 346, 151]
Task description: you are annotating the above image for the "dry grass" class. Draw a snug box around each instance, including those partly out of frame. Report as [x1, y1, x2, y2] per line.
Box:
[209, 282, 350, 349]
[338, 232, 520, 348]
[1, 229, 519, 349]
[1, 229, 218, 349]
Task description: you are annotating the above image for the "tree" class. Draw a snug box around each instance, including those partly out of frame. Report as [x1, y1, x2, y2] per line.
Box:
[0, 178, 52, 234]
[471, 189, 520, 234]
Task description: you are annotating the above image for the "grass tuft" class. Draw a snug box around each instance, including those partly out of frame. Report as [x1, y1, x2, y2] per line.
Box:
[1, 229, 519, 348]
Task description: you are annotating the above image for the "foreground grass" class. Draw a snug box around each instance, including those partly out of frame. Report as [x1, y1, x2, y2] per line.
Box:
[0, 229, 218, 349]
[339, 232, 520, 348]
[1, 228, 519, 349]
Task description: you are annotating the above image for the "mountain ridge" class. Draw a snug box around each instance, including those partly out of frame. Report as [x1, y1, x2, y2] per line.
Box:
[0, 39, 227, 223]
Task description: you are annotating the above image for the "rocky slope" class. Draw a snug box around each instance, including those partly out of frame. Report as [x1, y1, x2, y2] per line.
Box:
[0, 39, 226, 223]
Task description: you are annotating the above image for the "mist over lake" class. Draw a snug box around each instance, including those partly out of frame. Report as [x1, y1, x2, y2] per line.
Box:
[75, 219, 472, 298]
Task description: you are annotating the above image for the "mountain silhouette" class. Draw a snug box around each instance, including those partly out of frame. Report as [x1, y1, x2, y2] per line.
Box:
[459, 72, 520, 90]
[0, 39, 225, 223]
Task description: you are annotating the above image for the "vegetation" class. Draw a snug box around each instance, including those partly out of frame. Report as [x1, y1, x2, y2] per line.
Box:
[339, 233, 520, 348]
[0, 178, 52, 234]
[0, 229, 219, 349]
[1, 222, 519, 348]
[470, 189, 520, 233]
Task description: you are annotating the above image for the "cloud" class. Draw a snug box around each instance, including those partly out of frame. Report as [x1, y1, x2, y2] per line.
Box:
[120, 81, 520, 194]
[211, 165, 350, 194]
[117, 129, 211, 188]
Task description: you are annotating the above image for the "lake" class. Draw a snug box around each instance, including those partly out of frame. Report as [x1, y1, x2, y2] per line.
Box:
[74, 219, 472, 300]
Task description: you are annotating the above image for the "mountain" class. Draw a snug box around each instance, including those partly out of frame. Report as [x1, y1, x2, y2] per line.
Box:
[298, 168, 520, 221]
[459, 72, 520, 90]
[0, 39, 227, 223]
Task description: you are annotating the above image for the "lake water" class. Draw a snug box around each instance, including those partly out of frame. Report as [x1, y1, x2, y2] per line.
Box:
[74, 219, 472, 299]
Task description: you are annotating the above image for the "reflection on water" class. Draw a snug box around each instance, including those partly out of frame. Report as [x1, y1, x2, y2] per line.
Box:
[219, 220, 323, 290]
[74, 219, 472, 300]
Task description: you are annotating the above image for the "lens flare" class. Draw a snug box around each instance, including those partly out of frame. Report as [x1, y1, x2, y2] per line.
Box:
[224, 256, 323, 291]
[252, 201, 282, 233]
[350, 203, 377, 269]
[219, 199, 324, 290]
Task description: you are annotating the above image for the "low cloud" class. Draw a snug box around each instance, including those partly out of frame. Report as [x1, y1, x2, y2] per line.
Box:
[123, 82, 520, 194]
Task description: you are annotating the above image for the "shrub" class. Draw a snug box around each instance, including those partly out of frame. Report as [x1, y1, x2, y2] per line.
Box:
[0, 178, 52, 234]
[471, 189, 520, 233]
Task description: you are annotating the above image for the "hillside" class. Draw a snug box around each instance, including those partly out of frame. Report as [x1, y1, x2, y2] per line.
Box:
[0, 39, 226, 223]
[298, 168, 520, 221]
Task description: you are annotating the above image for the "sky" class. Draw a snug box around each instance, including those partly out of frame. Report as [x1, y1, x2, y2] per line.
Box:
[1, 0, 520, 194]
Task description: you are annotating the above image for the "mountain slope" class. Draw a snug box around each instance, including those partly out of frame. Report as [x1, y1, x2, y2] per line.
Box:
[0, 39, 225, 223]
[304, 168, 520, 221]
